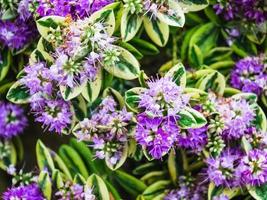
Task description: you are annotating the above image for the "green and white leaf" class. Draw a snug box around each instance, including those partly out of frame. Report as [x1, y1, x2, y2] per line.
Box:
[29, 49, 53, 65]
[0, 49, 11, 81]
[125, 87, 145, 113]
[0, 140, 17, 170]
[38, 171, 52, 200]
[144, 16, 169, 47]
[157, 0, 185, 27]
[60, 81, 87, 101]
[89, 9, 116, 35]
[36, 16, 65, 40]
[36, 140, 55, 172]
[178, 107, 207, 129]
[82, 69, 102, 103]
[121, 8, 143, 41]
[196, 71, 225, 95]
[6, 81, 31, 104]
[87, 174, 110, 200]
[177, 0, 209, 12]
[248, 184, 267, 200]
[165, 62, 186, 88]
[142, 180, 171, 200]
[104, 45, 140, 80]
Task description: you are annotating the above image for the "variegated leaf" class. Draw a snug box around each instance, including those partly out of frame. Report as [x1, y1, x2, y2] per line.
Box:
[6, 81, 31, 104]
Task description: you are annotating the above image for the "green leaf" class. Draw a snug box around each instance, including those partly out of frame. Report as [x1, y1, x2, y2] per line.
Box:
[36, 140, 55, 172]
[71, 95, 87, 121]
[121, 9, 143, 41]
[231, 93, 258, 104]
[89, 9, 116, 35]
[105, 180, 122, 200]
[231, 38, 257, 57]
[50, 150, 72, 180]
[29, 49, 53, 65]
[248, 184, 267, 200]
[87, 174, 110, 200]
[69, 138, 103, 175]
[178, 107, 207, 129]
[177, 0, 209, 12]
[58, 145, 89, 179]
[164, 63, 187, 88]
[38, 171, 52, 200]
[189, 44, 204, 67]
[253, 106, 267, 132]
[125, 87, 145, 113]
[204, 47, 233, 65]
[0, 49, 11, 81]
[60, 81, 87, 101]
[168, 149, 178, 184]
[104, 45, 140, 80]
[208, 182, 240, 200]
[36, 16, 65, 40]
[157, 0, 185, 27]
[129, 38, 159, 55]
[74, 173, 86, 185]
[189, 23, 218, 57]
[52, 170, 64, 189]
[103, 87, 124, 108]
[142, 180, 171, 200]
[117, 41, 143, 60]
[6, 81, 31, 104]
[0, 140, 17, 171]
[114, 170, 147, 196]
[144, 16, 169, 47]
[82, 69, 102, 103]
[196, 71, 226, 95]
[12, 137, 24, 163]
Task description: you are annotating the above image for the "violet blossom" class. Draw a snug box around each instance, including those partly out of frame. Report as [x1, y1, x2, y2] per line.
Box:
[3, 184, 44, 200]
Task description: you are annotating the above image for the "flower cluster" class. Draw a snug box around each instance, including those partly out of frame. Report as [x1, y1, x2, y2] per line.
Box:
[0, 0, 37, 50]
[74, 96, 133, 167]
[20, 62, 72, 133]
[46, 18, 119, 88]
[3, 184, 44, 200]
[230, 55, 267, 96]
[213, 0, 267, 24]
[0, 102, 27, 138]
[136, 77, 193, 159]
[35, 0, 113, 19]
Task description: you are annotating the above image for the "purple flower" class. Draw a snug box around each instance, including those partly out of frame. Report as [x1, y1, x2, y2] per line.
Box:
[139, 77, 189, 117]
[0, 18, 36, 50]
[213, 0, 267, 23]
[0, 103, 27, 138]
[3, 184, 44, 200]
[33, 99, 72, 133]
[237, 149, 267, 186]
[18, 0, 32, 21]
[230, 55, 267, 96]
[206, 148, 243, 187]
[20, 62, 54, 96]
[36, 0, 113, 19]
[164, 187, 190, 200]
[215, 97, 255, 139]
[135, 114, 179, 159]
[177, 126, 207, 152]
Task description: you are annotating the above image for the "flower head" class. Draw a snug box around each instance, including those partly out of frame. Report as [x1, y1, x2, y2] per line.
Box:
[206, 148, 243, 187]
[136, 114, 179, 159]
[0, 18, 37, 50]
[230, 55, 267, 96]
[33, 99, 72, 133]
[139, 77, 189, 117]
[3, 184, 44, 200]
[237, 149, 267, 186]
[0, 103, 27, 138]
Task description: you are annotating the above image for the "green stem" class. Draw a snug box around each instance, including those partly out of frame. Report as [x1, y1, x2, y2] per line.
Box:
[181, 150, 189, 171]
[187, 161, 205, 172]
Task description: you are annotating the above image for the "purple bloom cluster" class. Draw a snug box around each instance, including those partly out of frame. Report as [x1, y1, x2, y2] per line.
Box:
[0, 18, 37, 50]
[35, 0, 113, 19]
[177, 126, 208, 152]
[136, 77, 193, 159]
[75, 96, 133, 166]
[20, 62, 72, 133]
[3, 184, 44, 200]
[0, 102, 27, 138]
[213, 0, 267, 23]
[230, 55, 267, 96]
[206, 148, 243, 187]
[213, 95, 255, 139]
